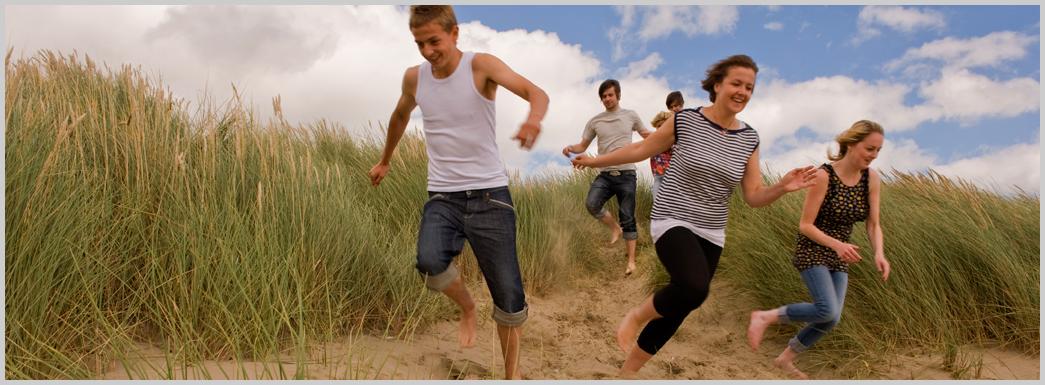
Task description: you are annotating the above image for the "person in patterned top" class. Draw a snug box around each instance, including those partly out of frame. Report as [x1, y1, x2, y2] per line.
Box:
[650, 91, 684, 197]
[746, 120, 892, 379]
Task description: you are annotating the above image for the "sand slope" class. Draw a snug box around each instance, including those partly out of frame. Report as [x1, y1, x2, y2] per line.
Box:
[101, 252, 1038, 380]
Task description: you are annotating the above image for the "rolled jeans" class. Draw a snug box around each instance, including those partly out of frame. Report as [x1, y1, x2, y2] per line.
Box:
[415, 186, 528, 327]
[779, 265, 848, 353]
[585, 170, 638, 240]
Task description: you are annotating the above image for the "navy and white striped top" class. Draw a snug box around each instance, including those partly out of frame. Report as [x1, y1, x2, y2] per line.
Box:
[650, 107, 760, 247]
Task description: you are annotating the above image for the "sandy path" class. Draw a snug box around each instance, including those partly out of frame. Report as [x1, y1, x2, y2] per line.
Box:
[329, 262, 813, 380]
[102, 249, 1038, 380]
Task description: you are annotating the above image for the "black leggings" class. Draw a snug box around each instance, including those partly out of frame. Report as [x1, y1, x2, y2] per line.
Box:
[637, 226, 723, 355]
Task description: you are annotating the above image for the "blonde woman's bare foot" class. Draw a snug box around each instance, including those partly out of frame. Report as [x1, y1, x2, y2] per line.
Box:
[746, 310, 776, 351]
[616, 309, 640, 352]
[773, 356, 809, 380]
[624, 261, 637, 276]
[459, 308, 477, 348]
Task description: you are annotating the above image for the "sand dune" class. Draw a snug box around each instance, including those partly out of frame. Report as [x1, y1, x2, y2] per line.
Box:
[101, 252, 1038, 380]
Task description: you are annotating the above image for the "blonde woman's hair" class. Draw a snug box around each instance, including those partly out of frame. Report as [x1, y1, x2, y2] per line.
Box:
[409, 5, 457, 33]
[651, 111, 672, 129]
[829, 120, 885, 161]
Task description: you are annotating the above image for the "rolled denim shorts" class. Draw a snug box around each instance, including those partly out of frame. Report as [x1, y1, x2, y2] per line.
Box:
[415, 186, 528, 327]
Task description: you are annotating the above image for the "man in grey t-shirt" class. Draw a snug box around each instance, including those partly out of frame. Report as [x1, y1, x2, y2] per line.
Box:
[562, 79, 651, 276]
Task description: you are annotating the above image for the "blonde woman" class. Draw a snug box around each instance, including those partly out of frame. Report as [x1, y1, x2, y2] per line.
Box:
[746, 120, 892, 379]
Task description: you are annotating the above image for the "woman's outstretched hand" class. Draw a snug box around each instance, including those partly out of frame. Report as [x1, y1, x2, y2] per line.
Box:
[571, 153, 595, 169]
[779, 165, 819, 192]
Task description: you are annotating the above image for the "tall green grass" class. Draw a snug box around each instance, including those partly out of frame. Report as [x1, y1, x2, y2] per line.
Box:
[6, 50, 1038, 380]
[4, 51, 616, 379]
[662, 169, 1039, 376]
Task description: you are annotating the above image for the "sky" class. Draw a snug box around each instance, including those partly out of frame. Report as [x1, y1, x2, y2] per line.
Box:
[5, 5, 1041, 194]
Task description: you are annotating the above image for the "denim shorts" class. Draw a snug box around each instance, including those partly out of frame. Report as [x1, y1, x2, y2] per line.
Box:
[415, 186, 528, 326]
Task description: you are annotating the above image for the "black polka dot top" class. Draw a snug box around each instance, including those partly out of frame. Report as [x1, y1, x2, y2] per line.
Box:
[793, 163, 869, 273]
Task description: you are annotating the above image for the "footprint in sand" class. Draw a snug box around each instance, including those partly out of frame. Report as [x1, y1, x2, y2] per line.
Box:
[441, 358, 491, 380]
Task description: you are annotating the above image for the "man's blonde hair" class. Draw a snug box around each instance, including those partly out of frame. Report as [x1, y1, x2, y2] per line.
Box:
[409, 5, 457, 33]
[651, 111, 673, 129]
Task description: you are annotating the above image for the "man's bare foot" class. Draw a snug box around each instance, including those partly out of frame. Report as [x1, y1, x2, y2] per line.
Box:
[773, 356, 809, 380]
[609, 225, 623, 244]
[616, 309, 641, 352]
[746, 310, 776, 351]
[459, 307, 477, 348]
[624, 261, 637, 276]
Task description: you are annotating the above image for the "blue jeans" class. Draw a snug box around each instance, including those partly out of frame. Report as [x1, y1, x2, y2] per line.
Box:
[780, 266, 848, 353]
[415, 186, 528, 327]
[585, 171, 638, 240]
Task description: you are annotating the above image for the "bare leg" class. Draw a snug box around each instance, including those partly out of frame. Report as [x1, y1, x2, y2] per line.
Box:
[619, 345, 653, 378]
[599, 212, 623, 244]
[624, 239, 637, 276]
[773, 346, 808, 379]
[497, 324, 522, 380]
[616, 295, 660, 352]
[441, 276, 477, 348]
[747, 308, 780, 351]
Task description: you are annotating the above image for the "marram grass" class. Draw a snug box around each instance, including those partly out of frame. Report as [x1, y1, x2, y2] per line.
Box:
[4, 51, 614, 379]
[649, 170, 1039, 377]
[6, 50, 1038, 379]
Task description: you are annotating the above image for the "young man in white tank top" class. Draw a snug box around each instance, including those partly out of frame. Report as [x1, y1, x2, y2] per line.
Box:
[367, 6, 548, 380]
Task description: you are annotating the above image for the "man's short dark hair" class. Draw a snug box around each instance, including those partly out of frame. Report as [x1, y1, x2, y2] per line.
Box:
[598, 79, 621, 98]
[666, 91, 684, 109]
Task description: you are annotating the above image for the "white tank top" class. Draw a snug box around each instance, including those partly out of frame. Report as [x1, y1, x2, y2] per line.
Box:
[415, 51, 508, 192]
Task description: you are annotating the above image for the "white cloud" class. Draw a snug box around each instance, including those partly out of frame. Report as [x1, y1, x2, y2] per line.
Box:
[917, 68, 1040, 123]
[620, 52, 663, 79]
[738, 70, 1038, 194]
[933, 142, 1040, 194]
[852, 5, 946, 45]
[764, 138, 1039, 194]
[5, 5, 1037, 195]
[6, 5, 170, 60]
[608, 5, 637, 63]
[885, 31, 1038, 73]
[610, 5, 738, 61]
[145, 6, 342, 74]
[765, 138, 939, 175]
[740, 66, 1038, 150]
[764, 22, 784, 31]
[743, 76, 922, 149]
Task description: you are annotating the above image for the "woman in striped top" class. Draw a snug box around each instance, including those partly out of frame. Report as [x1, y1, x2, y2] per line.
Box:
[572, 54, 818, 377]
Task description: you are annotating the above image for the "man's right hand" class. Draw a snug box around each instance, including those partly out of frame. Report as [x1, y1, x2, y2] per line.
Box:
[562, 145, 574, 157]
[368, 163, 390, 187]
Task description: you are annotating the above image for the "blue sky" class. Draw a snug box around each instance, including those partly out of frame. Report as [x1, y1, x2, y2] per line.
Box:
[6, 5, 1040, 193]
[457, 5, 1040, 166]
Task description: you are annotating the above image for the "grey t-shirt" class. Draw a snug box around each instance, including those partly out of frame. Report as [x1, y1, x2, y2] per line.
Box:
[582, 108, 645, 171]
